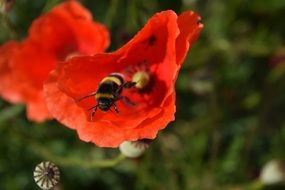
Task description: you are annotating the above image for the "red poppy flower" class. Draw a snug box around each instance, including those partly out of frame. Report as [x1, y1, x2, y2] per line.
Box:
[44, 10, 203, 147]
[0, 1, 109, 122]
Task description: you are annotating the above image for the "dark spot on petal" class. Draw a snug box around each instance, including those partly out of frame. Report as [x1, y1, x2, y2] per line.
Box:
[148, 35, 156, 46]
[142, 35, 157, 47]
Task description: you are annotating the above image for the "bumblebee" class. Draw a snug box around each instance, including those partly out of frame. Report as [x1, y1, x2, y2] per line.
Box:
[77, 73, 135, 120]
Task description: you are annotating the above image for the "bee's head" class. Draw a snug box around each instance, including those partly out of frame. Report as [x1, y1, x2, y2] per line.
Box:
[98, 98, 112, 111]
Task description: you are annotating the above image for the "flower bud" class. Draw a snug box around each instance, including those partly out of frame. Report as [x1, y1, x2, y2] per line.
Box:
[119, 140, 150, 158]
[33, 161, 60, 190]
[189, 69, 213, 95]
[0, 0, 15, 14]
[260, 160, 285, 185]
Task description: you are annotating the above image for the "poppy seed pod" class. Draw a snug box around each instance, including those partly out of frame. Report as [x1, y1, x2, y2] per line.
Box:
[33, 161, 60, 190]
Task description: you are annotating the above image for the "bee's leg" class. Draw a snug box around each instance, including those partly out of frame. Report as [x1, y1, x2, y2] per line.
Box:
[115, 82, 136, 94]
[88, 105, 98, 121]
[123, 81, 136, 88]
[113, 103, 119, 113]
[76, 92, 96, 102]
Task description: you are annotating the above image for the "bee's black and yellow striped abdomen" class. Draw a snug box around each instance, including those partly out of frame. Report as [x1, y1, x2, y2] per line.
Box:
[95, 73, 124, 100]
[94, 73, 125, 111]
[77, 72, 135, 118]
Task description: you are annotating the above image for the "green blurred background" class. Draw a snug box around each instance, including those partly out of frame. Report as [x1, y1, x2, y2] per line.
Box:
[1, 0, 285, 189]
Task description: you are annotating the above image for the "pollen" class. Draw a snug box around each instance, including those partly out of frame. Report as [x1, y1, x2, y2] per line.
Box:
[132, 71, 151, 89]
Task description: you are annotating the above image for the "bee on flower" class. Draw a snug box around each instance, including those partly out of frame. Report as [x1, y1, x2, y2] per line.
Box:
[44, 10, 203, 147]
[76, 73, 136, 120]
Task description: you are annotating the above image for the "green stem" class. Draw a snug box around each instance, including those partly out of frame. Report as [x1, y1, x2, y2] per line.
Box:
[126, 0, 138, 31]
[209, 87, 220, 167]
[31, 143, 125, 169]
[0, 13, 17, 38]
[245, 180, 264, 190]
[104, 0, 119, 28]
[0, 104, 24, 122]
[42, 0, 62, 13]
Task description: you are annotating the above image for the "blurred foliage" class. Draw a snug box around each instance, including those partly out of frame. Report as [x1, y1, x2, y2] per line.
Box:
[1, 0, 285, 189]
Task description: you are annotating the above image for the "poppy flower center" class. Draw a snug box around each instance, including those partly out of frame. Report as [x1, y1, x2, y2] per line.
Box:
[116, 61, 166, 112]
[132, 71, 151, 89]
[124, 61, 155, 93]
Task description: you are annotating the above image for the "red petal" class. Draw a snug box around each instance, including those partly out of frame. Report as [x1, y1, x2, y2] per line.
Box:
[45, 11, 182, 147]
[26, 93, 53, 122]
[0, 41, 23, 103]
[44, 10, 203, 147]
[78, 93, 176, 147]
[0, 1, 110, 122]
[53, 10, 179, 120]
[176, 11, 203, 66]
[44, 70, 84, 129]
[28, 1, 109, 57]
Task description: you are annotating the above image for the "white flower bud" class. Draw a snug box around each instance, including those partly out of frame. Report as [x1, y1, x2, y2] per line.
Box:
[119, 140, 150, 158]
[260, 160, 285, 185]
[189, 69, 213, 95]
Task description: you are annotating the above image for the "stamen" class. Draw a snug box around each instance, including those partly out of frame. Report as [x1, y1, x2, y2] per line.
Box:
[132, 71, 151, 89]
[65, 52, 81, 61]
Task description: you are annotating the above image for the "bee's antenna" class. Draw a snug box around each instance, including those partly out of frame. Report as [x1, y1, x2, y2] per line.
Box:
[75, 92, 96, 103]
